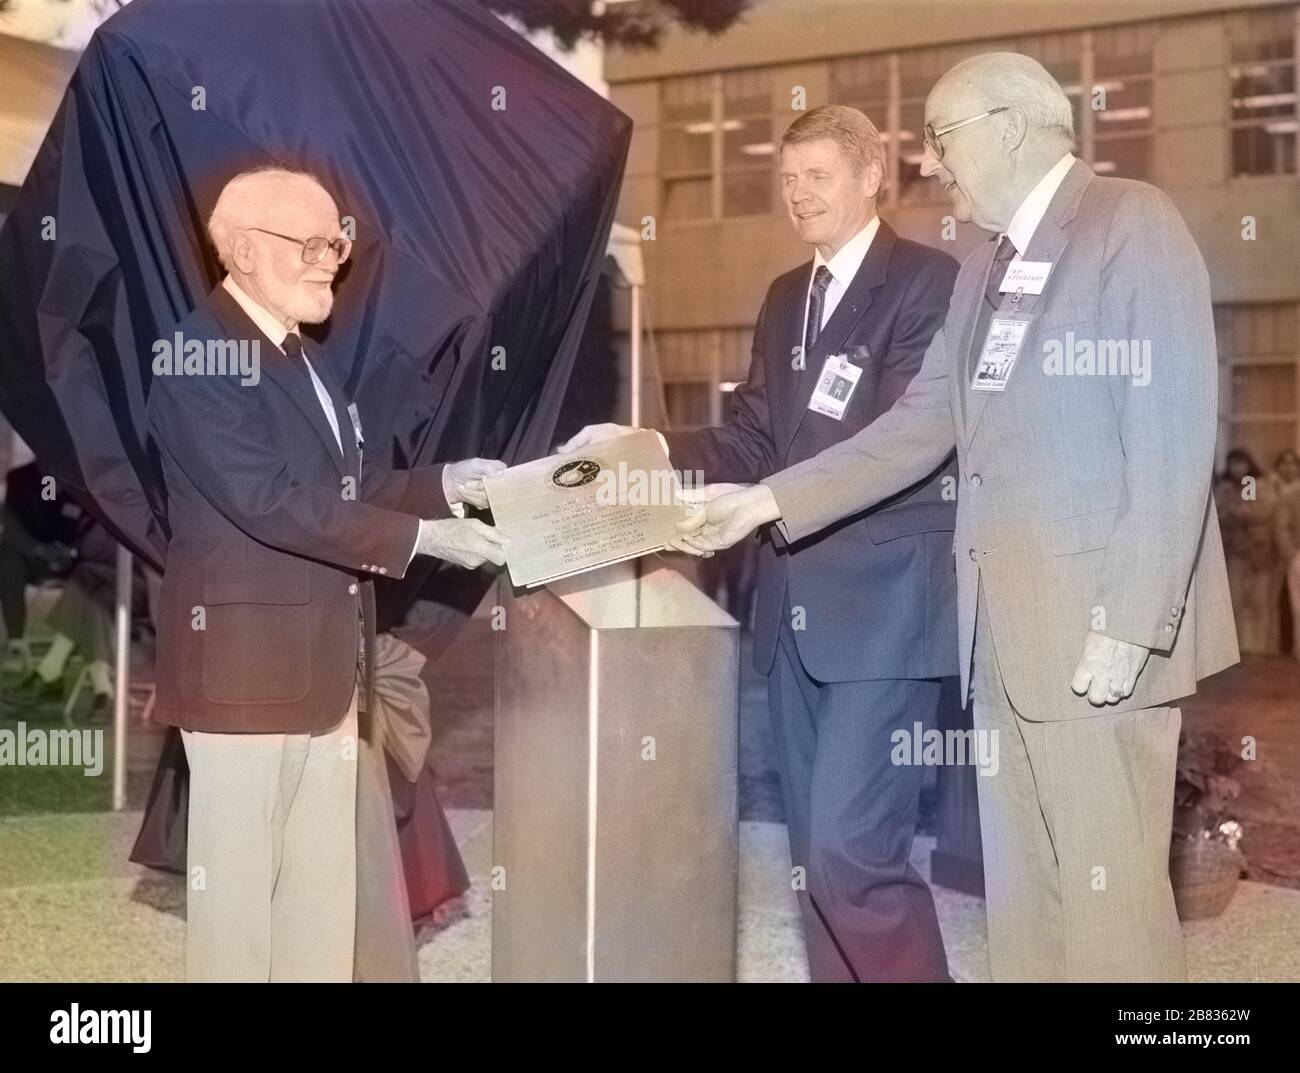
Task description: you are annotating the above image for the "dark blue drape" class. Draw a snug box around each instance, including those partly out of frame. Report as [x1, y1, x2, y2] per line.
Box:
[0, 0, 630, 624]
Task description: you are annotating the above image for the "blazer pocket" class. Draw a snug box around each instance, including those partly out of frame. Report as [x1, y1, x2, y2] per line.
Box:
[865, 501, 956, 544]
[1036, 302, 1096, 332]
[1048, 506, 1118, 556]
[199, 567, 313, 705]
[202, 566, 311, 605]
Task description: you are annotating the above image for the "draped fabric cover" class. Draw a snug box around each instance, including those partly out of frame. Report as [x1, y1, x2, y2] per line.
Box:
[0, 0, 631, 625]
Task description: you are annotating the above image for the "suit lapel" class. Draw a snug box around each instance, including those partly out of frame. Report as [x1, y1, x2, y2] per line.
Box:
[964, 159, 1092, 448]
[313, 356, 362, 478]
[785, 221, 897, 453]
[209, 285, 348, 478]
[954, 241, 995, 438]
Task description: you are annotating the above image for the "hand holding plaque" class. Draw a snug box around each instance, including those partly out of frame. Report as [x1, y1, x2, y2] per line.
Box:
[483, 430, 690, 588]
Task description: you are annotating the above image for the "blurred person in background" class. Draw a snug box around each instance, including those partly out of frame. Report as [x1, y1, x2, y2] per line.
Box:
[1215, 448, 1282, 655]
[3, 521, 134, 720]
[0, 445, 82, 669]
[1272, 448, 1300, 660]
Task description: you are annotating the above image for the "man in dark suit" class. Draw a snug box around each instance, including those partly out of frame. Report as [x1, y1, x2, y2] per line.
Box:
[147, 166, 507, 981]
[561, 106, 960, 981]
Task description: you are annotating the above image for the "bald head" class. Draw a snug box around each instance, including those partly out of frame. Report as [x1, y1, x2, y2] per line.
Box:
[920, 52, 1076, 233]
[934, 53, 1075, 143]
[208, 167, 345, 329]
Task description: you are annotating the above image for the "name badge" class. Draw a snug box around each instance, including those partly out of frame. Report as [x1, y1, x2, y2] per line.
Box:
[971, 315, 1031, 393]
[808, 353, 863, 420]
[999, 260, 1052, 295]
[346, 402, 365, 450]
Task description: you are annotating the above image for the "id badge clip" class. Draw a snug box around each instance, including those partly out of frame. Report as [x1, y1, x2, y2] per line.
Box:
[971, 289, 1032, 394]
[808, 348, 867, 420]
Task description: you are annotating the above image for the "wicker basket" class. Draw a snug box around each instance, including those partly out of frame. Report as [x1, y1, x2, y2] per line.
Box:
[1169, 837, 1244, 920]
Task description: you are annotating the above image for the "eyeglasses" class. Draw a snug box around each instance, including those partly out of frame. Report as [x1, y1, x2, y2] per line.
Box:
[923, 106, 1009, 161]
[246, 227, 352, 265]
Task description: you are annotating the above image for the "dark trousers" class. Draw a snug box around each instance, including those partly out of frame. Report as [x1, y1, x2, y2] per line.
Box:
[0, 538, 36, 639]
[768, 620, 948, 982]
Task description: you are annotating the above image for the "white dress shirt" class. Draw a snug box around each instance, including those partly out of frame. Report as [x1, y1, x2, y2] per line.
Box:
[1003, 152, 1076, 257]
[802, 214, 881, 345]
[221, 276, 343, 455]
[221, 274, 440, 566]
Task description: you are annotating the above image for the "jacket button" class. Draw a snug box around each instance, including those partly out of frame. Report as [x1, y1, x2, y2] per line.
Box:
[1164, 624, 1174, 633]
[970, 473, 982, 486]
[968, 548, 978, 561]
[347, 583, 358, 595]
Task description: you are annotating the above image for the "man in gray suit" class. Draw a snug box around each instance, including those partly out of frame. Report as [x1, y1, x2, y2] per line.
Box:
[677, 53, 1239, 981]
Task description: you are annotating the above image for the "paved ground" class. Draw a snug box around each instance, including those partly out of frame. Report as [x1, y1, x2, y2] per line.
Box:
[2, 808, 1296, 982]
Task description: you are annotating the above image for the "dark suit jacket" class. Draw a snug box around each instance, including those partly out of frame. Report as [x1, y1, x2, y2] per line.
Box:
[664, 221, 960, 682]
[146, 284, 454, 734]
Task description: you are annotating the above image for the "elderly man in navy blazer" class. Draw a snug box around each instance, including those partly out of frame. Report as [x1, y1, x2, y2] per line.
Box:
[147, 166, 508, 982]
[562, 106, 960, 982]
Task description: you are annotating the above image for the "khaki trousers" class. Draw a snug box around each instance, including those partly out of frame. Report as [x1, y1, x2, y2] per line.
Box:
[181, 691, 359, 982]
[971, 585, 1186, 981]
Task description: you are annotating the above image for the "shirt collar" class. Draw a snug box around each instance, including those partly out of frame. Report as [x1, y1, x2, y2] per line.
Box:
[222, 274, 293, 352]
[1005, 152, 1076, 256]
[813, 215, 881, 287]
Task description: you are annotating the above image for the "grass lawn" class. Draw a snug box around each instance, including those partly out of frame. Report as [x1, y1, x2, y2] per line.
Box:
[0, 700, 113, 815]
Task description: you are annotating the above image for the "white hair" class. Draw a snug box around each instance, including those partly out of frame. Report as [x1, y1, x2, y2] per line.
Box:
[940, 52, 1075, 142]
[206, 166, 329, 271]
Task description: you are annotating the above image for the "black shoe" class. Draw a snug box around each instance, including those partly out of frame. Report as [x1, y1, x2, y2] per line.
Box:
[88, 693, 111, 723]
[1, 671, 65, 710]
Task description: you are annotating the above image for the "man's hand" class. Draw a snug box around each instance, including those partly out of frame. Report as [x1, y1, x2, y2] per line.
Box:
[443, 457, 506, 510]
[1070, 630, 1151, 706]
[554, 423, 636, 453]
[665, 483, 747, 554]
[415, 518, 508, 569]
[673, 484, 781, 556]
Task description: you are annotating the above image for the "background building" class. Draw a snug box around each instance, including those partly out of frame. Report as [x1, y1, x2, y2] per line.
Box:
[607, 0, 1300, 469]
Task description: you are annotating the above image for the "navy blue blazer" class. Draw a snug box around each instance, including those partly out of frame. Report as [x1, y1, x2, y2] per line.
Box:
[146, 284, 454, 734]
[664, 221, 960, 682]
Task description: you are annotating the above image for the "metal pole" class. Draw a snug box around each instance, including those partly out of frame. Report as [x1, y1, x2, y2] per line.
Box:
[630, 283, 642, 427]
[112, 543, 131, 811]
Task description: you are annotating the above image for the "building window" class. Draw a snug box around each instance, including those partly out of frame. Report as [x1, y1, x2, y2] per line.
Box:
[661, 74, 714, 221]
[722, 71, 776, 216]
[829, 53, 893, 191]
[660, 71, 774, 221]
[1216, 303, 1299, 466]
[1090, 24, 1156, 179]
[656, 328, 755, 428]
[1228, 7, 1298, 177]
[831, 28, 1160, 204]
[663, 382, 713, 428]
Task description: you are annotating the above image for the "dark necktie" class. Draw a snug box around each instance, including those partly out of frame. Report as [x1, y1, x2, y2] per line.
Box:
[984, 234, 1017, 310]
[803, 264, 833, 364]
[281, 331, 303, 358]
[967, 235, 1018, 383]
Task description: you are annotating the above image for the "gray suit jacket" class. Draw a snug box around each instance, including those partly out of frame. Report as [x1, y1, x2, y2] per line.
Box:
[764, 159, 1239, 719]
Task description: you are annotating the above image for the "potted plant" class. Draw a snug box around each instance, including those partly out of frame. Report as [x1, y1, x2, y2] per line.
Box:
[1169, 731, 1247, 920]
